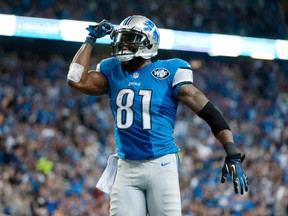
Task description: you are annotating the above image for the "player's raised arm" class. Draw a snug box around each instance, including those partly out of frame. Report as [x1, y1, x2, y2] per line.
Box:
[178, 83, 249, 195]
[67, 20, 114, 96]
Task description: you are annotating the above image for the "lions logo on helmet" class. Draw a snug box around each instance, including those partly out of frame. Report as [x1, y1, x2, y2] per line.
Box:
[143, 20, 159, 43]
[111, 15, 160, 62]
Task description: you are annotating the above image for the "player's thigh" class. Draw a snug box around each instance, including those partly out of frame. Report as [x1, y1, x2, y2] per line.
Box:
[110, 159, 147, 216]
[146, 154, 181, 216]
[110, 185, 147, 216]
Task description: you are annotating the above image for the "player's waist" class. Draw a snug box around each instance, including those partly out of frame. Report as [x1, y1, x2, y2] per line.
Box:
[116, 143, 179, 160]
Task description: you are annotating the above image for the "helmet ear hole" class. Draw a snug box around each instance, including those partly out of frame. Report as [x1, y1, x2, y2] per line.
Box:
[147, 44, 153, 50]
[143, 38, 151, 48]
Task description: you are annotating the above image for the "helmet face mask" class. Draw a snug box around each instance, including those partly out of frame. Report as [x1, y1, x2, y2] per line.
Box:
[111, 15, 160, 62]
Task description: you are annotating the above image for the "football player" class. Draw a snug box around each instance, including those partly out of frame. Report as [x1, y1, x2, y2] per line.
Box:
[67, 15, 249, 216]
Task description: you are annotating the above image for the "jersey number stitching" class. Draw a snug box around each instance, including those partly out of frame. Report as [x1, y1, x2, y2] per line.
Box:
[116, 89, 152, 130]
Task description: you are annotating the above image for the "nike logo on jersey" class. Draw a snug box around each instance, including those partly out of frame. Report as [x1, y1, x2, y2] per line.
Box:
[161, 162, 171, 167]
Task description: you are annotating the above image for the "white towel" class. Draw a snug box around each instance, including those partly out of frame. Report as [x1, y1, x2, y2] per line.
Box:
[96, 154, 118, 194]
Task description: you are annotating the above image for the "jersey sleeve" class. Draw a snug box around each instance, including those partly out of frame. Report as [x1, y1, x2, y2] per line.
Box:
[97, 57, 119, 77]
[170, 58, 193, 97]
[96, 57, 122, 93]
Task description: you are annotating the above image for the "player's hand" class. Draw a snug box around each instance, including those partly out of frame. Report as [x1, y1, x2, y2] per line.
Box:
[220, 153, 249, 195]
[86, 19, 114, 39]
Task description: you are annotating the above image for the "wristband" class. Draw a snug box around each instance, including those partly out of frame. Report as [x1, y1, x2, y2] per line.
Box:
[224, 142, 239, 156]
[85, 36, 96, 45]
[67, 63, 84, 83]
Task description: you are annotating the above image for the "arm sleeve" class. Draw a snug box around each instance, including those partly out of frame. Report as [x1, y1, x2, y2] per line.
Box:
[198, 101, 231, 136]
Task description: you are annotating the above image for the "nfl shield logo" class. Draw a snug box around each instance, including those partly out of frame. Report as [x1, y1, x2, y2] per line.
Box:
[133, 72, 139, 79]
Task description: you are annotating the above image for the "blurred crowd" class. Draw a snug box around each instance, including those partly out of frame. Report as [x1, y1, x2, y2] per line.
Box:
[0, 45, 287, 216]
[0, 0, 288, 216]
[1, 0, 288, 39]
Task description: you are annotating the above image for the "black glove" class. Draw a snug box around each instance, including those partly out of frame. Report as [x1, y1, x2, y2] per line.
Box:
[221, 153, 249, 195]
[85, 19, 114, 44]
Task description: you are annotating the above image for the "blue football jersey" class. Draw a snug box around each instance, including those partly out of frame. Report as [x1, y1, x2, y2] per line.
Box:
[99, 57, 193, 160]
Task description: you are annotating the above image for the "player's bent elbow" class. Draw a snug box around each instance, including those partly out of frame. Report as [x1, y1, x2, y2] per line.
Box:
[67, 79, 84, 92]
[67, 79, 77, 89]
[67, 79, 107, 96]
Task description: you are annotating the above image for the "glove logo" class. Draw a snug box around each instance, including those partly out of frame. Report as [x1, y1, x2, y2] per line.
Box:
[231, 164, 236, 173]
[151, 68, 170, 80]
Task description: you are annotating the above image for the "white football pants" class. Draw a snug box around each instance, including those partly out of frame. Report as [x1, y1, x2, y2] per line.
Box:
[110, 153, 181, 216]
